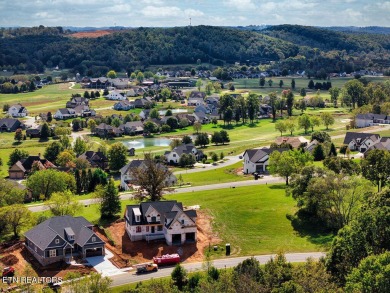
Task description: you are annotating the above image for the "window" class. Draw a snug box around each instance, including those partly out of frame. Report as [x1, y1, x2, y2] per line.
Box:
[181, 219, 185, 225]
[136, 226, 141, 233]
[146, 226, 149, 232]
[55, 239, 60, 244]
[92, 237, 96, 242]
[157, 225, 163, 231]
[68, 235, 74, 240]
[136, 215, 140, 222]
[49, 250, 56, 257]
[173, 154, 176, 157]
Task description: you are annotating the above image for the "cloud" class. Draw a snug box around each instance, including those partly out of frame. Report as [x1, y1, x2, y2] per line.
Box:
[141, 6, 181, 17]
[184, 9, 204, 17]
[141, 0, 165, 4]
[224, 0, 256, 10]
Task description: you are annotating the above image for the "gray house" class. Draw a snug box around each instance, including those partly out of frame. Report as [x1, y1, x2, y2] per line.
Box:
[25, 216, 105, 266]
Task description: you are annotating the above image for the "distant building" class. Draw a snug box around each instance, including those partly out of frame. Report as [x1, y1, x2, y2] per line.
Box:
[243, 147, 288, 174]
[8, 104, 28, 117]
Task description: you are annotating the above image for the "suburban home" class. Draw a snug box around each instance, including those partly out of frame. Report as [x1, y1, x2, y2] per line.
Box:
[8, 154, 56, 179]
[343, 132, 380, 152]
[66, 97, 89, 108]
[113, 100, 135, 111]
[88, 77, 110, 89]
[74, 105, 95, 117]
[164, 143, 204, 165]
[139, 109, 151, 120]
[53, 108, 76, 120]
[134, 97, 154, 108]
[25, 216, 105, 266]
[94, 123, 123, 138]
[110, 78, 130, 89]
[364, 137, 390, 156]
[78, 151, 109, 170]
[124, 200, 197, 245]
[355, 113, 390, 128]
[8, 103, 28, 117]
[192, 111, 210, 124]
[0, 118, 25, 132]
[120, 121, 144, 135]
[105, 90, 127, 100]
[243, 147, 288, 174]
[188, 97, 205, 107]
[305, 140, 320, 153]
[26, 125, 42, 138]
[274, 136, 309, 149]
[120, 159, 177, 191]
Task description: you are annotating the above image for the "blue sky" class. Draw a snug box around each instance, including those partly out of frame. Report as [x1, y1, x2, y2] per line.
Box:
[0, 0, 389, 27]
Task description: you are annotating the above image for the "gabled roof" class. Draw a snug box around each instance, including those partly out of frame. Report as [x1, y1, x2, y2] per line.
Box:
[25, 216, 104, 251]
[0, 118, 24, 129]
[78, 151, 108, 163]
[343, 132, 380, 145]
[168, 144, 196, 156]
[120, 159, 144, 175]
[243, 147, 287, 163]
[275, 136, 308, 149]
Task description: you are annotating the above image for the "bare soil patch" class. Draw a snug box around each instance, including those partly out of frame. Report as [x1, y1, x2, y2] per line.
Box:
[70, 30, 113, 38]
[95, 210, 221, 268]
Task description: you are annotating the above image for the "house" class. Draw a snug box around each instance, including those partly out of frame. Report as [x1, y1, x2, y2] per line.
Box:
[305, 140, 319, 153]
[139, 109, 151, 120]
[164, 143, 204, 165]
[364, 137, 390, 156]
[243, 147, 288, 174]
[113, 100, 134, 111]
[78, 151, 108, 170]
[66, 97, 89, 108]
[8, 104, 28, 117]
[105, 90, 127, 100]
[355, 113, 390, 128]
[88, 77, 110, 89]
[188, 97, 205, 107]
[0, 118, 25, 132]
[274, 136, 309, 149]
[74, 105, 95, 117]
[94, 123, 123, 138]
[26, 125, 42, 138]
[6, 180, 33, 202]
[8, 154, 56, 179]
[124, 200, 197, 245]
[120, 121, 144, 135]
[25, 216, 105, 266]
[343, 132, 380, 152]
[189, 91, 206, 100]
[120, 160, 177, 191]
[110, 78, 130, 89]
[53, 108, 76, 120]
[192, 111, 210, 124]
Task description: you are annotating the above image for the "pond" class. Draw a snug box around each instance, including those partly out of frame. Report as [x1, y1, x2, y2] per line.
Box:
[158, 109, 188, 115]
[122, 137, 172, 149]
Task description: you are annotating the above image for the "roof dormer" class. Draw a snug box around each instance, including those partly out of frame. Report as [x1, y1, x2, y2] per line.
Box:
[64, 227, 75, 241]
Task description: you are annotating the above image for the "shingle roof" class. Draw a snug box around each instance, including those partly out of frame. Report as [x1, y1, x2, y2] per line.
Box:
[120, 159, 144, 175]
[343, 132, 380, 145]
[244, 147, 287, 163]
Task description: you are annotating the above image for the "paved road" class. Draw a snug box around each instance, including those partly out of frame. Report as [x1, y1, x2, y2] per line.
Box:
[109, 252, 326, 288]
[173, 155, 243, 175]
[28, 176, 284, 212]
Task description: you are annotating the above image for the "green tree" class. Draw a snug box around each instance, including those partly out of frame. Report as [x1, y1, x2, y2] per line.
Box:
[268, 79, 273, 87]
[47, 190, 82, 216]
[98, 178, 121, 219]
[323, 157, 360, 175]
[329, 87, 341, 107]
[268, 149, 313, 185]
[275, 120, 287, 136]
[182, 135, 192, 144]
[136, 71, 144, 83]
[171, 264, 188, 290]
[196, 79, 202, 91]
[8, 148, 29, 167]
[259, 77, 265, 87]
[279, 80, 284, 88]
[56, 150, 76, 168]
[193, 121, 202, 134]
[0, 205, 33, 238]
[247, 93, 259, 124]
[205, 82, 213, 95]
[211, 131, 222, 145]
[286, 90, 294, 116]
[26, 169, 76, 200]
[165, 109, 173, 116]
[361, 149, 390, 191]
[44, 141, 64, 162]
[14, 128, 23, 142]
[108, 142, 128, 171]
[0, 179, 25, 207]
[320, 112, 335, 130]
[311, 131, 331, 143]
[285, 118, 296, 136]
[269, 92, 278, 121]
[343, 79, 365, 109]
[195, 133, 209, 148]
[106, 70, 117, 78]
[312, 144, 325, 161]
[298, 114, 311, 134]
[308, 79, 314, 89]
[310, 116, 321, 132]
[149, 108, 160, 119]
[40, 122, 50, 140]
[300, 88, 306, 97]
[73, 137, 87, 156]
[291, 78, 296, 90]
[220, 130, 230, 144]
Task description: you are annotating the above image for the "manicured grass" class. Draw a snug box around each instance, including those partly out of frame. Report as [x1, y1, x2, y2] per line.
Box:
[178, 161, 250, 186]
[169, 184, 333, 256]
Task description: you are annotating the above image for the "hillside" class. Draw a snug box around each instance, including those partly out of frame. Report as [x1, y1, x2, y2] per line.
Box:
[0, 25, 389, 75]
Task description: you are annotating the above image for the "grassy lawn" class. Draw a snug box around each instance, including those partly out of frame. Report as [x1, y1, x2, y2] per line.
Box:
[178, 161, 250, 186]
[169, 184, 333, 256]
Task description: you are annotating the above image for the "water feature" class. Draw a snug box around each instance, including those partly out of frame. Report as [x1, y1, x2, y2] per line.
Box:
[158, 109, 188, 115]
[122, 137, 172, 149]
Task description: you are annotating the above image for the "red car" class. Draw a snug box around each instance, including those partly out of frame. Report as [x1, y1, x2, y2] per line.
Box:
[2, 267, 15, 277]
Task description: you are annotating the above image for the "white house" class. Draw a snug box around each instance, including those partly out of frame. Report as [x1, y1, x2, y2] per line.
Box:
[105, 90, 127, 100]
[343, 132, 380, 152]
[243, 147, 287, 174]
[53, 108, 76, 120]
[124, 200, 197, 245]
[8, 104, 28, 117]
[164, 143, 203, 164]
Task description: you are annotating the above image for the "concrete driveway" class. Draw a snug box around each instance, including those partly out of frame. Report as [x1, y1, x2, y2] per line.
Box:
[86, 249, 128, 277]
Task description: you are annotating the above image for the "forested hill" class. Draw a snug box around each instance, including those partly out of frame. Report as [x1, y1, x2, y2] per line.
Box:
[1, 25, 389, 75]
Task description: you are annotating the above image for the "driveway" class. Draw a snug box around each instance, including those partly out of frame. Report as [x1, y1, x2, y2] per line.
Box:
[86, 249, 128, 277]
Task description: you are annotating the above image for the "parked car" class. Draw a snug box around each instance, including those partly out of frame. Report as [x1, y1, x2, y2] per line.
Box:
[136, 263, 158, 274]
[2, 267, 15, 277]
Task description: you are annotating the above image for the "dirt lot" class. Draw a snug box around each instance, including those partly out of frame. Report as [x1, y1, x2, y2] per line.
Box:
[70, 30, 114, 38]
[96, 210, 221, 268]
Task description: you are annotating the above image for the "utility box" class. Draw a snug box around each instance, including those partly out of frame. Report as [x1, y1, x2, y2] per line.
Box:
[226, 243, 231, 256]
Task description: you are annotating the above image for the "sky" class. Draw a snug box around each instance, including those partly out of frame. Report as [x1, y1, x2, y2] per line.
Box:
[0, 0, 389, 28]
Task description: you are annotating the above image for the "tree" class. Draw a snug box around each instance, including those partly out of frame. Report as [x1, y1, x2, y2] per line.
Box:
[361, 149, 390, 191]
[291, 78, 296, 90]
[73, 137, 87, 156]
[72, 118, 82, 132]
[136, 71, 144, 83]
[224, 107, 233, 125]
[27, 169, 76, 200]
[40, 122, 50, 140]
[268, 79, 273, 87]
[0, 179, 25, 207]
[179, 153, 196, 168]
[308, 79, 314, 89]
[166, 117, 178, 129]
[8, 148, 29, 167]
[129, 153, 174, 201]
[220, 130, 230, 144]
[259, 77, 265, 87]
[98, 178, 121, 219]
[14, 128, 23, 142]
[329, 143, 337, 157]
[83, 91, 90, 99]
[108, 143, 128, 171]
[149, 108, 160, 119]
[56, 150, 76, 168]
[268, 149, 313, 185]
[205, 82, 213, 95]
[310, 116, 321, 132]
[2, 104, 10, 112]
[196, 79, 202, 91]
[311, 131, 331, 143]
[44, 141, 64, 162]
[329, 87, 341, 107]
[247, 93, 259, 124]
[106, 70, 117, 78]
[275, 120, 287, 136]
[343, 79, 365, 109]
[312, 144, 325, 161]
[285, 118, 296, 136]
[300, 88, 306, 97]
[324, 157, 361, 175]
[47, 190, 82, 216]
[171, 264, 188, 290]
[320, 112, 335, 130]
[211, 131, 223, 145]
[345, 252, 390, 292]
[279, 80, 284, 88]
[193, 121, 202, 134]
[165, 109, 173, 116]
[298, 114, 311, 134]
[0, 205, 33, 238]
[170, 139, 181, 150]
[269, 92, 278, 121]
[286, 90, 294, 116]
[195, 133, 209, 148]
[182, 135, 192, 144]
